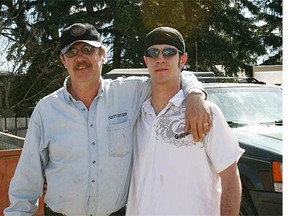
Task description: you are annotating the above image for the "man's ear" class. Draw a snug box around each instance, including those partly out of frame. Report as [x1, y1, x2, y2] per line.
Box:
[143, 56, 148, 66]
[179, 53, 188, 70]
[180, 53, 188, 65]
[60, 54, 65, 63]
[60, 54, 66, 67]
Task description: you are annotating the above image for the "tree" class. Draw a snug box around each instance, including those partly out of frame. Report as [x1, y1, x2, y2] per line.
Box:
[0, 0, 67, 116]
[139, 0, 273, 76]
[0, 0, 282, 116]
[255, 0, 282, 64]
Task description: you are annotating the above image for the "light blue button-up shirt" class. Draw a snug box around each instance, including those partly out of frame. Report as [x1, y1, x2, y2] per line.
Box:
[4, 72, 202, 216]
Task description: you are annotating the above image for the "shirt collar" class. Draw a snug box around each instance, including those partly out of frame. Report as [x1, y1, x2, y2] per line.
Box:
[169, 90, 185, 107]
[63, 76, 73, 103]
[142, 90, 185, 114]
[63, 76, 104, 104]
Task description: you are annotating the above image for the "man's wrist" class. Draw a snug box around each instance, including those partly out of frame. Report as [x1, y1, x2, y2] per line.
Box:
[188, 88, 206, 99]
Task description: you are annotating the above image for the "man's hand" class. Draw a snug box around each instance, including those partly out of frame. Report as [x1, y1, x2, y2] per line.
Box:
[185, 93, 212, 142]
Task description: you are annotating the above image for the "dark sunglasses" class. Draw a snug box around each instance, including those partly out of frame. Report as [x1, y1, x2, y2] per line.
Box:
[65, 45, 95, 58]
[144, 47, 183, 58]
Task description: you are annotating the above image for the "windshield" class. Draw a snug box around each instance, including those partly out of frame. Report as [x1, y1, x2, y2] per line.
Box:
[206, 86, 282, 124]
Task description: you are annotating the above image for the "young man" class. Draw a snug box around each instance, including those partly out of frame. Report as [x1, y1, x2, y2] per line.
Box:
[126, 27, 245, 216]
[4, 23, 210, 215]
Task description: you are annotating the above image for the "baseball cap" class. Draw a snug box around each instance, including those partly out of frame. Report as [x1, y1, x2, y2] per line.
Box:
[144, 27, 185, 53]
[60, 23, 102, 54]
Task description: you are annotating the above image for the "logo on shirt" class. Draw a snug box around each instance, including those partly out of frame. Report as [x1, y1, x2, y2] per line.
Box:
[154, 105, 201, 148]
[108, 112, 127, 120]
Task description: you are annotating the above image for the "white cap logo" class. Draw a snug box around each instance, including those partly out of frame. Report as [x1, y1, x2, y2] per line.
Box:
[70, 24, 86, 36]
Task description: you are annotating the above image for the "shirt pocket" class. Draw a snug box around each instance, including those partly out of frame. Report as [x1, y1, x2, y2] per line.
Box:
[108, 120, 131, 157]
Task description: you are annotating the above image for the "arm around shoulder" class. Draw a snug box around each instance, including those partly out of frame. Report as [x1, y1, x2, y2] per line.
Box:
[180, 70, 206, 98]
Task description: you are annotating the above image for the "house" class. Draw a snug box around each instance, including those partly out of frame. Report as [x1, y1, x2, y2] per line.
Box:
[253, 65, 282, 85]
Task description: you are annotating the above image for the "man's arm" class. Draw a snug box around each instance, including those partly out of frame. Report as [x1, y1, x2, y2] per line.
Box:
[181, 71, 212, 142]
[4, 109, 46, 215]
[219, 162, 242, 216]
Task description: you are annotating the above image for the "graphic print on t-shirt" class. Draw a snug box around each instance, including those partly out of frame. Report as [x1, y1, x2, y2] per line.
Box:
[154, 104, 201, 148]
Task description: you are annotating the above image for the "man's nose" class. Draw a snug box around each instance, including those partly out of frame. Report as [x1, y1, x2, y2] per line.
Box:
[156, 52, 166, 62]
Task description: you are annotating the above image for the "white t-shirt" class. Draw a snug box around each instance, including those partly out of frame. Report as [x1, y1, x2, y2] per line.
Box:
[126, 90, 244, 216]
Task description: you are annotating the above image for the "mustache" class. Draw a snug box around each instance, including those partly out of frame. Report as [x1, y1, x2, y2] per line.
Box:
[73, 61, 91, 70]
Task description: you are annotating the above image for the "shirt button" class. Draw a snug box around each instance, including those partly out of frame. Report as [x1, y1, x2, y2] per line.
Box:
[92, 160, 96, 164]
[82, 108, 85, 111]
[92, 180, 95, 183]
[92, 142, 95, 145]
[90, 124, 94, 128]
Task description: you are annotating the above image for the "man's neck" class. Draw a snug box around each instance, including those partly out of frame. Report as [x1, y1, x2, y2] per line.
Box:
[69, 79, 101, 109]
[151, 82, 180, 115]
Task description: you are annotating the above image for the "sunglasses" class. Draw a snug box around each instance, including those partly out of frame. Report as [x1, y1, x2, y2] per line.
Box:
[144, 47, 183, 58]
[65, 45, 96, 58]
